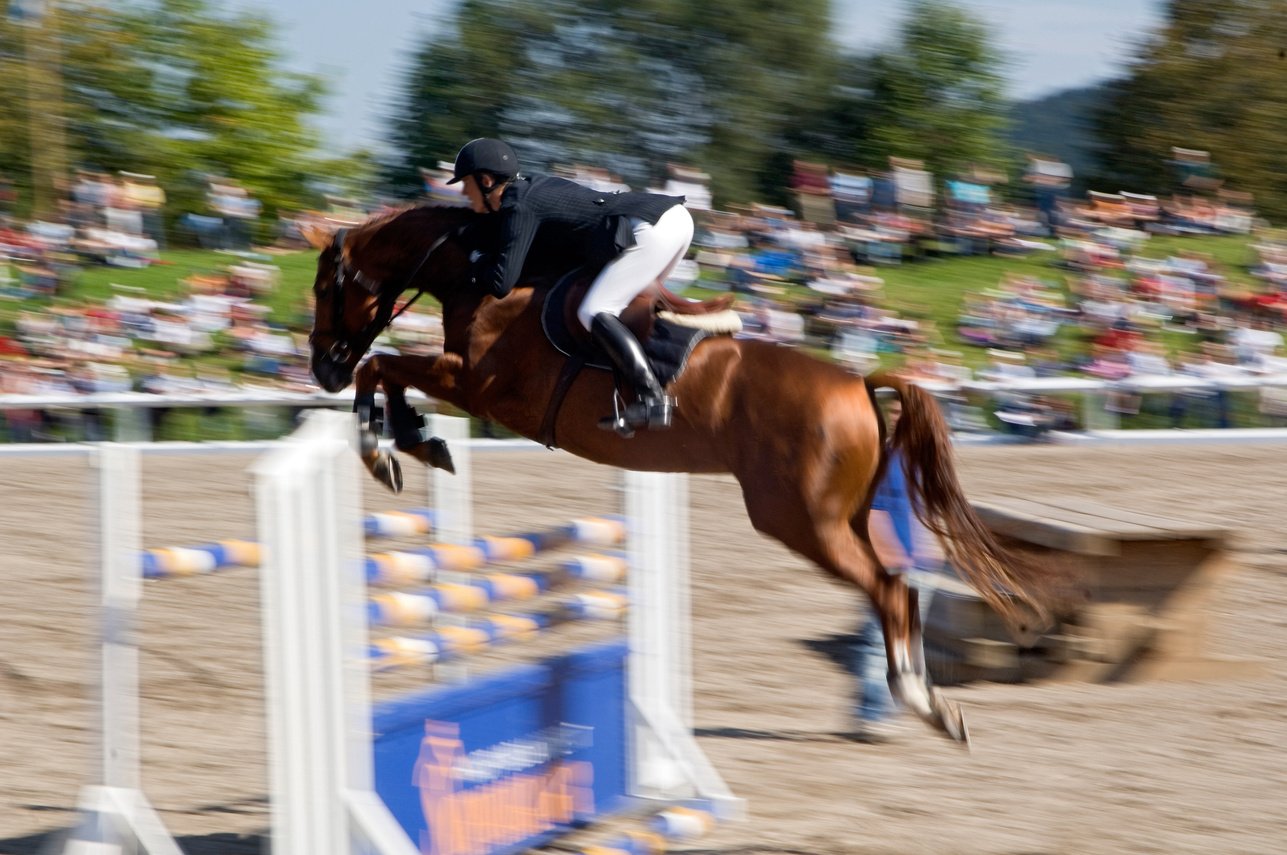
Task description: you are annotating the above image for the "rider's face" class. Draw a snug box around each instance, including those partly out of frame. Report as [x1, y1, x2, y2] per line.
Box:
[463, 174, 501, 214]
[462, 175, 486, 213]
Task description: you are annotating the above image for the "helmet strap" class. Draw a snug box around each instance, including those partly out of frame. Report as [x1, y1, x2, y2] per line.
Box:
[479, 172, 509, 214]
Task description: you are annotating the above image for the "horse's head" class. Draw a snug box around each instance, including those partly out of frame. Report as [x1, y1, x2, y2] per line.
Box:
[303, 207, 475, 392]
[303, 222, 388, 392]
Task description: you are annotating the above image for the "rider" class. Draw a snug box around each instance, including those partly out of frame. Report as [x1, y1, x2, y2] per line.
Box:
[446, 137, 694, 436]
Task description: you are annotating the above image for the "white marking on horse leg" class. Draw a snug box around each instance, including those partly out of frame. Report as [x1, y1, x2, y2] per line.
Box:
[890, 638, 933, 718]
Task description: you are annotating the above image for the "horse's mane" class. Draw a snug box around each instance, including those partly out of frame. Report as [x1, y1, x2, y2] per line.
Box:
[352, 203, 475, 241]
[344, 206, 476, 254]
[354, 203, 418, 234]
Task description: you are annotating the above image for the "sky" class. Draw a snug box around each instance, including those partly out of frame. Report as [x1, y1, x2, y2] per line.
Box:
[230, 0, 1164, 157]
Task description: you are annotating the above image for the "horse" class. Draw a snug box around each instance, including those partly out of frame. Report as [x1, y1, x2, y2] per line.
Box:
[303, 204, 1048, 746]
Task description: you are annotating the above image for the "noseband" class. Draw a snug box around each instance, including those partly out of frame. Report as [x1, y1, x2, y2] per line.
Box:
[315, 226, 456, 364]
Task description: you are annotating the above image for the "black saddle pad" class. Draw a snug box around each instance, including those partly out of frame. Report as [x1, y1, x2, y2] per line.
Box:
[539, 268, 714, 387]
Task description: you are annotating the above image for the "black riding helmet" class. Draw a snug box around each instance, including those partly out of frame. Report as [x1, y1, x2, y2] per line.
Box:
[446, 138, 519, 185]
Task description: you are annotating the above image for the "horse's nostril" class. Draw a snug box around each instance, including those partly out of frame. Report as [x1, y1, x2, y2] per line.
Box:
[313, 357, 353, 393]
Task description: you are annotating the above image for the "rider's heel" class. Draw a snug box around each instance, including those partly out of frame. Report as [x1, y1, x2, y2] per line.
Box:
[598, 413, 636, 439]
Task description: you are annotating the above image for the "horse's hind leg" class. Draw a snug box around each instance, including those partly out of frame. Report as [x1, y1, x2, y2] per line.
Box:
[874, 562, 969, 745]
[832, 528, 968, 745]
[740, 479, 968, 745]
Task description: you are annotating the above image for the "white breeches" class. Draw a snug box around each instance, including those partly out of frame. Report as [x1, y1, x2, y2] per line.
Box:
[577, 204, 695, 330]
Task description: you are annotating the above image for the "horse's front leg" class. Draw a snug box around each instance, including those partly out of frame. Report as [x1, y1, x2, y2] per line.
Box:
[353, 353, 467, 494]
[384, 382, 455, 472]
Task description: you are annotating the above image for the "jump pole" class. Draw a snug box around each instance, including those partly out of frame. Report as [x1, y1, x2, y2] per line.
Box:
[429, 413, 472, 546]
[627, 471, 742, 816]
[64, 444, 184, 855]
[255, 410, 417, 855]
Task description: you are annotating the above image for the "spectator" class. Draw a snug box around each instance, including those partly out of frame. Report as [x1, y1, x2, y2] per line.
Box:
[653, 164, 711, 213]
[736, 298, 805, 345]
[1230, 314, 1284, 368]
[1, 359, 43, 441]
[830, 170, 873, 224]
[208, 180, 261, 250]
[1171, 342, 1243, 428]
[1023, 153, 1072, 234]
[1105, 337, 1172, 421]
[791, 160, 835, 228]
[120, 173, 167, 248]
[1253, 343, 1287, 426]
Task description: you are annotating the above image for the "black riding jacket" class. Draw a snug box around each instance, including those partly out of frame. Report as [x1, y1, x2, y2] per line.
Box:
[473, 174, 683, 298]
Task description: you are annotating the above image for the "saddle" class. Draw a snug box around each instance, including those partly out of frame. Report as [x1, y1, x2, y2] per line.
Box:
[535, 267, 739, 448]
[539, 266, 737, 384]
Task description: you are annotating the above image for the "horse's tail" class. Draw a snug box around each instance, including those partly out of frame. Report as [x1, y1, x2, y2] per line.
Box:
[865, 372, 1050, 632]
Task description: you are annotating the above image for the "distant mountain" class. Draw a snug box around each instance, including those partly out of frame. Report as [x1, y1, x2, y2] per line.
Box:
[1008, 84, 1111, 191]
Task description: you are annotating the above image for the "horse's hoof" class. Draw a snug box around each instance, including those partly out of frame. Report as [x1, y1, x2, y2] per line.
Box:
[931, 691, 971, 749]
[371, 451, 404, 494]
[426, 437, 455, 474]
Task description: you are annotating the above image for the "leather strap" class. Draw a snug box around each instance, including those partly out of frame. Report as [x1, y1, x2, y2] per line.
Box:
[538, 354, 586, 449]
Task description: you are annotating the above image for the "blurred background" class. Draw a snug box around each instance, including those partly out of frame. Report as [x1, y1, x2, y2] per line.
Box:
[0, 0, 1285, 441]
[3, 5, 1287, 854]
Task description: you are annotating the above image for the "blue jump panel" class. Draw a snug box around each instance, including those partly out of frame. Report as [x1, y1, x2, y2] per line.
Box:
[372, 638, 630, 855]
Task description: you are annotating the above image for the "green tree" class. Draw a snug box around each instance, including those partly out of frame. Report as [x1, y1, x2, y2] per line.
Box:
[126, 0, 326, 217]
[659, 0, 836, 203]
[0, 0, 326, 220]
[1094, 0, 1287, 219]
[382, 0, 524, 196]
[383, 0, 835, 206]
[854, 0, 1011, 180]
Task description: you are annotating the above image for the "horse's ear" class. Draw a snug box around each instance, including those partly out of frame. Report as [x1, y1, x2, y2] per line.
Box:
[300, 221, 337, 251]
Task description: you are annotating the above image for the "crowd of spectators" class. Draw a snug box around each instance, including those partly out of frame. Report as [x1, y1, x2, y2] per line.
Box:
[676, 152, 1284, 434]
[0, 167, 389, 436]
[0, 256, 317, 440]
[2, 146, 1286, 442]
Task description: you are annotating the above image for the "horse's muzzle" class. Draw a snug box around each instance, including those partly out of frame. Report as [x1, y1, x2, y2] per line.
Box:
[312, 352, 354, 393]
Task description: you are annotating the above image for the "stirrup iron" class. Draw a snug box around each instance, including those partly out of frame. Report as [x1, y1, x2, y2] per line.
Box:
[598, 389, 675, 437]
[598, 388, 635, 438]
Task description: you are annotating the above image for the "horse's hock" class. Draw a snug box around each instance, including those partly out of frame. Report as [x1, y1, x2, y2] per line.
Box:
[923, 496, 1268, 685]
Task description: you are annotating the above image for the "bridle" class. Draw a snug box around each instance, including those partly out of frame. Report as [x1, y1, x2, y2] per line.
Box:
[312, 226, 456, 366]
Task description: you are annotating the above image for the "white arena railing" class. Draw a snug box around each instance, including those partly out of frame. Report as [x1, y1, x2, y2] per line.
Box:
[1, 372, 1286, 440]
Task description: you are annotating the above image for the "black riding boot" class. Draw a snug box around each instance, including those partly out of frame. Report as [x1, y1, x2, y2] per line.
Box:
[590, 312, 675, 436]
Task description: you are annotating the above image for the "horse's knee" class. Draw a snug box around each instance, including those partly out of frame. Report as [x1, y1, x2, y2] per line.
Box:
[353, 355, 382, 387]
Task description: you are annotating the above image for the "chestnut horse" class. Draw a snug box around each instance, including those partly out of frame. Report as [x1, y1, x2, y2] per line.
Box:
[304, 205, 1045, 745]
